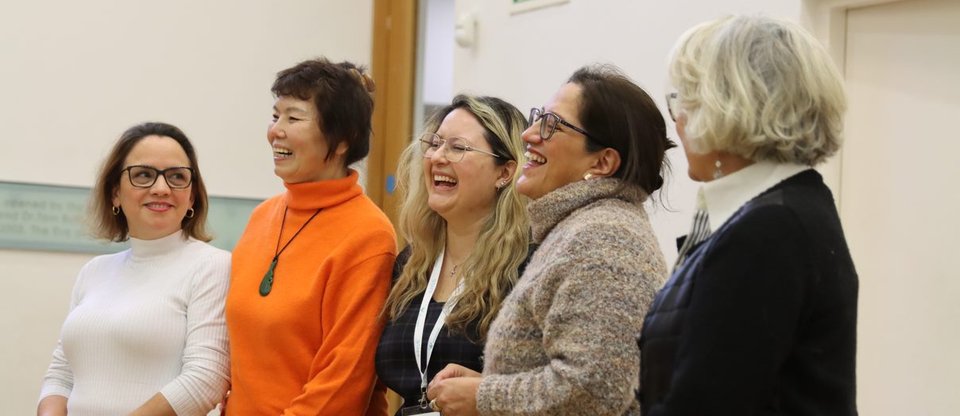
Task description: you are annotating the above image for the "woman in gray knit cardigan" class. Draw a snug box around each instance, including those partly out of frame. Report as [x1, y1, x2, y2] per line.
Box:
[425, 65, 672, 416]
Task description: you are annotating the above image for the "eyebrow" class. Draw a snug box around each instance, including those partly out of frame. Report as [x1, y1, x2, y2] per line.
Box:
[434, 133, 475, 145]
[272, 105, 311, 115]
[544, 108, 571, 120]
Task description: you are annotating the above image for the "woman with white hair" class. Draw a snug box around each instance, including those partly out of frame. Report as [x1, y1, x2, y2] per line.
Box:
[638, 15, 859, 415]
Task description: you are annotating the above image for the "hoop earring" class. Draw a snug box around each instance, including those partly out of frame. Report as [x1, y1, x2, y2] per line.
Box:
[112, 206, 120, 216]
[713, 160, 723, 180]
[185, 207, 195, 219]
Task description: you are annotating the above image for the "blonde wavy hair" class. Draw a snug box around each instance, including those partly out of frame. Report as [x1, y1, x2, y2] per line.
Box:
[384, 95, 530, 340]
[669, 15, 846, 165]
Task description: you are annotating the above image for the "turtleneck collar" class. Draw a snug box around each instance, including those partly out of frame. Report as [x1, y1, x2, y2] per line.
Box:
[283, 169, 363, 210]
[129, 230, 189, 261]
[528, 177, 647, 243]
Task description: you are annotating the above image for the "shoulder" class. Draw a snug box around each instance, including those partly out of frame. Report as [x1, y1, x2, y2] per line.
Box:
[184, 239, 231, 263]
[538, 199, 666, 285]
[180, 240, 231, 283]
[79, 249, 132, 278]
[344, 194, 395, 230]
[393, 246, 412, 282]
[246, 193, 285, 222]
[722, 171, 833, 243]
[560, 198, 659, 254]
[570, 196, 649, 227]
[85, 249, 129, 268]
[74, 249, 129, 288]
[332, 195, 397, 250]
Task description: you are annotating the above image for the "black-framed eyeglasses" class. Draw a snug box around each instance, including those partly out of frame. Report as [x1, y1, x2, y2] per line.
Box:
[419, 133, 501, 163]
[665, 92, 680, 122]
[121, 165, 194, 189]
[528, 107, 595, 141]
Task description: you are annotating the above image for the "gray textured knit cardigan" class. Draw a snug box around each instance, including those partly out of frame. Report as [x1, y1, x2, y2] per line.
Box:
[477, 178, 668, 416]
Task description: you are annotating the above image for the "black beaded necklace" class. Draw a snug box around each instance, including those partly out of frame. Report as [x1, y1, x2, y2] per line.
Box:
[259, 207, 322, 296]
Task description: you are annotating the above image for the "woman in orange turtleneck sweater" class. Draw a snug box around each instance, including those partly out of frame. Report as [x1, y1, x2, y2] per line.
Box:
[225, 58, 396, 415]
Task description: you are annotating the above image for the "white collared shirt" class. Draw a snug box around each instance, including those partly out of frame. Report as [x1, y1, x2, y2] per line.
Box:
[700, 161, 811, 232]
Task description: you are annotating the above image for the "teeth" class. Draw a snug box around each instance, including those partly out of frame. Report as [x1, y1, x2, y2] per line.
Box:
[273, 147, 292, 155]
[525, 151, 546, 164]
[433, 175, 458, 184]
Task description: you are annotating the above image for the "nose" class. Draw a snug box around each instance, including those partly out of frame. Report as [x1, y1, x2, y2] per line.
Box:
[267, 121, 285, 141]
[521, 123, 541, 144]
[150, 175, 172, 194]
[428, 144, 450, 163]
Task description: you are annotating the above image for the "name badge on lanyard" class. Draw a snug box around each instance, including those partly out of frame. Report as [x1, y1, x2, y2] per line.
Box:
[406, 249, 461, 416]
[399, 405, 440, 416]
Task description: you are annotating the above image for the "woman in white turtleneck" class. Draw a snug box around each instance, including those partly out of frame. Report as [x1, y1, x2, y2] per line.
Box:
[38, 122, 230, 416]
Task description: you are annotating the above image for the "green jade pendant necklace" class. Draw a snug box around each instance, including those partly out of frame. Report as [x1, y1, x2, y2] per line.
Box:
[259, 207, 322, 296]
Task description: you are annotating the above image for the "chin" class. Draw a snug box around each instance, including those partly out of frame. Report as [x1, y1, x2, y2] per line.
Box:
[426, 199, 448, 215]
[515, 184, 539, 200]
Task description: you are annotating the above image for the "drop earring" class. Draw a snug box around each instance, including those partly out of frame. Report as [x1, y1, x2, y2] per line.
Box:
[713, 160, 723, 180]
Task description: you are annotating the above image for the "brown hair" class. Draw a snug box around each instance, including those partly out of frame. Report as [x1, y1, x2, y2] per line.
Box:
[271, 57, 376, 166]
[91, 122, 211, 242]
[569, 64, 675, 194]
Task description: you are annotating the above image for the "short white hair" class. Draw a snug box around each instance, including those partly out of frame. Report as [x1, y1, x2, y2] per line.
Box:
[668, 15, 846, 165]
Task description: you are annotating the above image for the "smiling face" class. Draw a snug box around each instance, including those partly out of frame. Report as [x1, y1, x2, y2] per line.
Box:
[268, 96, 348, 183]
[423, 108, 514, 224]
[517, 82, 599, 200]
[112, 135, 194, 240]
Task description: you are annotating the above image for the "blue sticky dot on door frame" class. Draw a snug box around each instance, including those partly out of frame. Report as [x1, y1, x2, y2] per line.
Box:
[386, 175, 396, 194]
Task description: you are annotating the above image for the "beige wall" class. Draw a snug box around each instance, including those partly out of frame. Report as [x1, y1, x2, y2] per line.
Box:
[0, 1, 372, 413]
[6, 0, 957, 414]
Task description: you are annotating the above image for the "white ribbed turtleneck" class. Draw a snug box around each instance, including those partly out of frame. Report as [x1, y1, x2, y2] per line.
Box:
[40, 231, 231, 416]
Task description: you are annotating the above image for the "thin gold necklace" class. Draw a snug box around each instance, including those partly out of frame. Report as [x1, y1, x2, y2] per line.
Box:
[259, 207, 321, 296]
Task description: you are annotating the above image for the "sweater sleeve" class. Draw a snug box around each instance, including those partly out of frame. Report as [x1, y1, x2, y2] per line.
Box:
[477, 226, 661, 416]
[646, 205, 810, 416]
[159, 249, 232, 415]
[283, 251, 395, 415]
[38, 260, 93, 402]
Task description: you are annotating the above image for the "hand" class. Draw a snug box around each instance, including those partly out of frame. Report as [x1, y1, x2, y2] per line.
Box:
[430, 363, 482, 385]
[37, 395, 67, 416]
[426, 369, 481, 416]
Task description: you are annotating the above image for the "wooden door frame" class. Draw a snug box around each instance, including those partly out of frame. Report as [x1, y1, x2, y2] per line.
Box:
[368, 0, 418, 227]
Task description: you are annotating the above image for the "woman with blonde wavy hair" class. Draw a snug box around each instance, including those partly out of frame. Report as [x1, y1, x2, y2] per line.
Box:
[375, 94, 531, 415]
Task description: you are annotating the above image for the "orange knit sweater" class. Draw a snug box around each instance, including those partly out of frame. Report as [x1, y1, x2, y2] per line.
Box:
[226, 170, 396, 415]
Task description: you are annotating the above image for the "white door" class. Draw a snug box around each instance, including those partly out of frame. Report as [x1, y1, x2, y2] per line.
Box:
[842, 0, 960, 414]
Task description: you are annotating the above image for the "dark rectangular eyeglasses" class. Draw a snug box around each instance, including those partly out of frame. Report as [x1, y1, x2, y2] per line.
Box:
[528, 107, 596, 141]
[121, 165, 194, 189]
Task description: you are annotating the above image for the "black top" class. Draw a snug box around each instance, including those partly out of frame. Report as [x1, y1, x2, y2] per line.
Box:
[375, 246, 534, 410]
[375, 291, 485, 409]
[638, 169, 859, 416]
